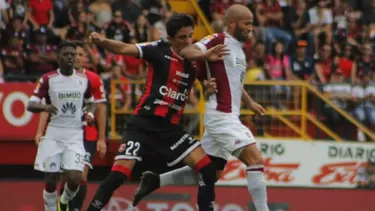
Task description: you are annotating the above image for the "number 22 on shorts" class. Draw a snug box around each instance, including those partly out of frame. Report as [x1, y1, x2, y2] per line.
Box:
[118, 140, 140, 156]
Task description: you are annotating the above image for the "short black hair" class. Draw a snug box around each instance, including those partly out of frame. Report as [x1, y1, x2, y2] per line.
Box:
[57, 41, 77, 53]
[73, 41, 84, 48]
[166, 13, 195, 38]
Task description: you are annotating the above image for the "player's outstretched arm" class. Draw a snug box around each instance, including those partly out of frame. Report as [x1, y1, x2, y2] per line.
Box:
[181, 44, 229, 62]
[89, 32, 139, 57]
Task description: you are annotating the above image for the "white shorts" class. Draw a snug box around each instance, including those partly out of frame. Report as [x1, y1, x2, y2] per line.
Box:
[201, 111, 256, 160]
[34, 127, 85, 173]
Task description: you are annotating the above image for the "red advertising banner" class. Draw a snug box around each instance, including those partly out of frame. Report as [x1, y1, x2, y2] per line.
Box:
[0, 83, 39, 140]
[0, 181, 374, 211]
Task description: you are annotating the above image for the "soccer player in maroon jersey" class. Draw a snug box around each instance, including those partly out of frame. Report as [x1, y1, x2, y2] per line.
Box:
[132, 5, 270, 211]
[34, 42, 107, 210]
[86, 13, 227, 211]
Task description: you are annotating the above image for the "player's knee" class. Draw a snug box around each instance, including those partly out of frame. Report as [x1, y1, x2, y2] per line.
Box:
[195, 158, 216, 187]
[44, 173, 58, 192]
[238, 145, 264, 167]
[66, 170, 83, 188]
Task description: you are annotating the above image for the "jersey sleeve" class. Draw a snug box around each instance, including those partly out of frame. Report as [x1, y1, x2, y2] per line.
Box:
[84, 79, 94, 103]
[90, 73, 107, 103]
[194, 33, 225, 52]
[29, 75, 49, 103]
[135, 40, 162, 63]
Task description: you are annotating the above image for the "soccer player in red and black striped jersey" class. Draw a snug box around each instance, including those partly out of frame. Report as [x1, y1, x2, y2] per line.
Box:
[34, 42, 107, 211]
[87, 13, 228, 211]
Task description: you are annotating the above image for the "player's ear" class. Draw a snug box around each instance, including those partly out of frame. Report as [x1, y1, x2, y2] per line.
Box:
[166, 35, 173, 43]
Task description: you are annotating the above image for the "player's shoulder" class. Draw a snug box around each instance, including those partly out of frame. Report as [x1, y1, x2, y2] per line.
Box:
[40, 70, 59, 82]
[84, 69, 102, 83]
[137, 39, 169, 49]
[199, 33, 226, 45]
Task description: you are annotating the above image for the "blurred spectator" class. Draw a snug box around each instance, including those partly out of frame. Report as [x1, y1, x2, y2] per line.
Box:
[315, 43, 333, 84]
[267, 41, 292, 108]
[2, 16, 30, 46]
[27, 0, 54, 30]
[99, 49, 124, 74]
[352, 43, 375, 84]
[333, 44, 355, 81]
[352, 71, 375, 141]
[322, 68, 352, 139]
[290, 1, 313, 56]
[89, 0, 112, 27]
[357, 156, 375, 188]
[1, 32, 25, 81]
[361, 0, 375, 35]
[81, 37, 100, 72]
[7, 0, 27, 25]
[151, 10, 171, 40]
[66, 11, 90, 40]
[256, 0, 292, 53]
[210, 0, 233, 23]
[25, 26, 56, 79]
[68, 0, 86, 25]
[142, 0, 170, 25]
[111, 0, 142, 23]
[309, 0, 333, 57]
[123, 38, 145, 80]
[104, 10, 131, 43]
[133, 14, 151, 43]
[290, 40, 315, 109]
[0, 0, 9, 26]
[334, 17, 362, 53]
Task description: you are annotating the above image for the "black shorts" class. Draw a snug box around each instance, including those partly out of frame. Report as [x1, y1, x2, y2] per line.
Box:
[83, 141, 97, 169]
[115, 116, 200, 167]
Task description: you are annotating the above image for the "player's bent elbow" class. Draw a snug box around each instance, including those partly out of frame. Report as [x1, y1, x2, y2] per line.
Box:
[26, 102, 36, 112]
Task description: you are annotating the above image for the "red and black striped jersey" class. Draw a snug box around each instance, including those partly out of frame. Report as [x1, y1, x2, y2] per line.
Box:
[132, 39, 198, 125]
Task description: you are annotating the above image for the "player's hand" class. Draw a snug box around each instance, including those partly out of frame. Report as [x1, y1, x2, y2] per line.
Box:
[43, 105, 58, 115]
[203, 78, 218, 95]
[248, 101, 265, 117]
[34, 133, 42, 146]
[205, 44, 230, 61]
[89, 32, 104, 44]
[97, 140, 107, 159]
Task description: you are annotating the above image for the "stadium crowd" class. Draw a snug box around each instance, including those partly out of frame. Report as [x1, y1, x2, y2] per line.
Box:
[0, 0, 375, 141]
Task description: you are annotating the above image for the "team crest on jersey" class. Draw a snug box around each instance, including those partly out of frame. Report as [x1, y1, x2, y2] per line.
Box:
[77, 79, 83, 86]
[200, 34, 217, 45]
[61, 102, 77, 114]
[118, 143, 126, 152]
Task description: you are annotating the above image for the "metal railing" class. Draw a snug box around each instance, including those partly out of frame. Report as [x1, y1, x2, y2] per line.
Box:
[109, 80, 374, 142]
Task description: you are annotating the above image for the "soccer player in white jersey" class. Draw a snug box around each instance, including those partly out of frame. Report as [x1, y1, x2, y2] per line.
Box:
[27, 41, 96, 211]
[132, 4, 269, 211]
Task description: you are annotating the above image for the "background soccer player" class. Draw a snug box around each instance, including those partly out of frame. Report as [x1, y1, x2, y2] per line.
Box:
[133, 4, 270, 211]
[27, 41, 96, 211]
[34, 41, 107, 210]
[86, 13, 227, 211]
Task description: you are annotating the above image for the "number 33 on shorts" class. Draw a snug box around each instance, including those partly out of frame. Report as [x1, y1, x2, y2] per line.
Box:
[117, 140, 142, 161]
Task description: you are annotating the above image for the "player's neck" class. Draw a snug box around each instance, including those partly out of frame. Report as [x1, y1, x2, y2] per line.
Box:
[170, 46, 183, 59]
[59, 68, 74, 76]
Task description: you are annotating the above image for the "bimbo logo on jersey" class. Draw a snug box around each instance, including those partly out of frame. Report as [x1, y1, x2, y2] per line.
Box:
[159, 86, 188, 101]
[58, 92, 82, 99]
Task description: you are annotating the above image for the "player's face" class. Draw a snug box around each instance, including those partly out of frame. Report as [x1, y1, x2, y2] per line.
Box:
[169, 26, 194, 51]
[233, 15, 253, 42]
[58, 46, 76, 68]
[74, 46, 85, 69]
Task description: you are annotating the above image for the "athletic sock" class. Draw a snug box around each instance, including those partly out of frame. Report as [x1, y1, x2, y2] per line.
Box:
[70, 180, 87, 210]
[87, 165, 130, 211]
[43, 189, 57, 211]
[160, 166, 197, 187]
[60, 183, 79, 204]
[247, 165, 269, 211]
[195, 156, 216, 211]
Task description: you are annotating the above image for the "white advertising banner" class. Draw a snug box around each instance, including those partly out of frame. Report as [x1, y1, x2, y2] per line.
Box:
[216, 139, 375, 188]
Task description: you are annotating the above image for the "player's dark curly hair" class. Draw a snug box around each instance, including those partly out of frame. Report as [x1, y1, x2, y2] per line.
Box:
[166, 13, 195, 38]
[57, 41, 77, 53]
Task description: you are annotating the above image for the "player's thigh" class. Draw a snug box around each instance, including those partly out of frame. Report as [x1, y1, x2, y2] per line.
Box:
[201, 130, 229, 163]
[34, 137, 64, 173]
[62, 141, 86, 172]
[155, 125, 202, 168]
[114, 125, 147, 172]
[83, 141, 97, 170]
